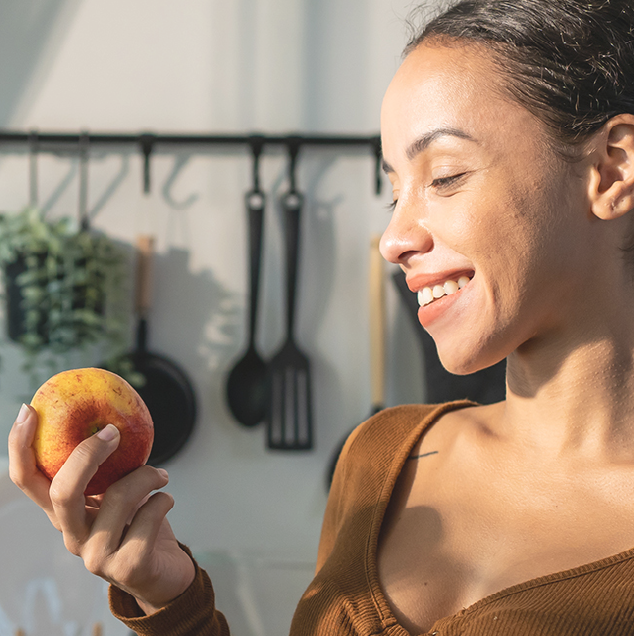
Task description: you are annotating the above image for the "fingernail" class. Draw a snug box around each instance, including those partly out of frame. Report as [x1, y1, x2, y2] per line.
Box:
[16, 403, 30, 424]
[158, 468, 169, 479]
[97, 424, 119, 441]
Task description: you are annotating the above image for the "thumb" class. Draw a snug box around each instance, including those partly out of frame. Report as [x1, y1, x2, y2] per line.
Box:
[54, 424, 121, 495]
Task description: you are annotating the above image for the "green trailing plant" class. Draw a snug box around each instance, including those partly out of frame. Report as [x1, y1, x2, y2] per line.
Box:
[0, 207, 140, 388]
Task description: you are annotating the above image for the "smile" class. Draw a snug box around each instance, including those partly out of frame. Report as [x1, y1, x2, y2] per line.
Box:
[418, 275, 471, 307]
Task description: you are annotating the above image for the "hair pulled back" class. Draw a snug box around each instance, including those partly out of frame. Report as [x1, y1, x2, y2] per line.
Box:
[407, 0, 634, 158]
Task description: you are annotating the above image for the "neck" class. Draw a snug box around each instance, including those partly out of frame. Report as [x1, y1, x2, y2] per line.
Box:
[502, 325, 634, 462]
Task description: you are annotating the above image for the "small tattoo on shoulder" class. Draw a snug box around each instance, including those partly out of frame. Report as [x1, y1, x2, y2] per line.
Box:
[408, 451, 439, 460]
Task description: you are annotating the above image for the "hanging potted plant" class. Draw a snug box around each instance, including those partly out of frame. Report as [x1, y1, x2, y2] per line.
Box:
[0, 205, 136, 387]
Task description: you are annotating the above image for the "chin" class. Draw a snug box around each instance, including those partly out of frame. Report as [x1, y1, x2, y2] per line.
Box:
[435, 334, 508, 377]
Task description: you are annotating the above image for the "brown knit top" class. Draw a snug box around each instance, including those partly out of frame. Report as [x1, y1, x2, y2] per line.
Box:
[110, 401, 634, 635]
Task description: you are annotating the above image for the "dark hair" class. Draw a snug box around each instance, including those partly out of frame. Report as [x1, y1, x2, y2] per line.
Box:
[406, 0, 634, 158]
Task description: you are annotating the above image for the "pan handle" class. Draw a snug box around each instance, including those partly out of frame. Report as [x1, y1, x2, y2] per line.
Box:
[135, 235, 155, 350]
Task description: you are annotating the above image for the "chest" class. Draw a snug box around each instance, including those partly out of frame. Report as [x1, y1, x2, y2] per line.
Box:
[376, 454, 634, 635]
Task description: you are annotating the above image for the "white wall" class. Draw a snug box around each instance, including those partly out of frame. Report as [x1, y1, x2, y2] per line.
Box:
[0, 0, 431, 578]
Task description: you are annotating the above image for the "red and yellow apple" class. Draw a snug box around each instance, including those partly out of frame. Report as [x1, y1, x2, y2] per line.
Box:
[31, 367, 154, 495]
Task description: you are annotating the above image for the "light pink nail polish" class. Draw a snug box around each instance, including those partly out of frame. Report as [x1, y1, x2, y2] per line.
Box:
[16, 403, 30, 424]
[97, 423, 119, 441]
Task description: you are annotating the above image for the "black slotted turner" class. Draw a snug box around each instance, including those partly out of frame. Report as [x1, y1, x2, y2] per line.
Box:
[266, 189, 313, 450]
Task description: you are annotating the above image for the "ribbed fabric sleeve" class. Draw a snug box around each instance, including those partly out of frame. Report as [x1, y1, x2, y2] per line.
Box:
[108, 543, 230, 635]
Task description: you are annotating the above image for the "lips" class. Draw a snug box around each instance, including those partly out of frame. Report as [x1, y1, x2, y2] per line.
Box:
[406, 269, 475, 328]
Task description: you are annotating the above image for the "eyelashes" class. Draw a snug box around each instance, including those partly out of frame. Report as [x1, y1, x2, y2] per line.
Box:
[386, 172, 468, 212]
[430, 172, 467, 190]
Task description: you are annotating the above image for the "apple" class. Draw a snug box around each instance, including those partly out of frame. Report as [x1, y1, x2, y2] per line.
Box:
[31, 367, 154, 495]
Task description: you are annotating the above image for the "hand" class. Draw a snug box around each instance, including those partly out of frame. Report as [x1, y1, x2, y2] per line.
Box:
[8, 403, 196, 615]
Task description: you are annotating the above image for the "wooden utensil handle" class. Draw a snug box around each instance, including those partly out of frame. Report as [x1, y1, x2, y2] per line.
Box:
[369, 234, 386, 407]
[135, 235, 155, 315]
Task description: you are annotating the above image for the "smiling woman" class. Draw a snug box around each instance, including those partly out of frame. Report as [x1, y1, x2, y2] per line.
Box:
[379, 42, 589, 374]
[8, 1, 634, 635]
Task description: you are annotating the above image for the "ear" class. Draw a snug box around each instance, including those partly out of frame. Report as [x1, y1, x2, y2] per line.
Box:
[588, 114, 634, 221]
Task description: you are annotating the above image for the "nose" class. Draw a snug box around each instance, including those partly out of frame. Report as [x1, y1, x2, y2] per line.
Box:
[379, 201, 433, 266]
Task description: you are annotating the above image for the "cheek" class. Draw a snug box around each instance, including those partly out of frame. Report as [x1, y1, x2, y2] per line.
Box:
[448, 190, 552, 306]
[436, 192, 529, 263]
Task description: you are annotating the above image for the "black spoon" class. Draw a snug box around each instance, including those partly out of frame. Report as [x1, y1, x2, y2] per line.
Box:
[226, 181, 268, 426]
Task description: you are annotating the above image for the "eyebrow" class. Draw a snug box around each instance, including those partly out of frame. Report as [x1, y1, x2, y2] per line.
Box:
[381, 127, 477, 174]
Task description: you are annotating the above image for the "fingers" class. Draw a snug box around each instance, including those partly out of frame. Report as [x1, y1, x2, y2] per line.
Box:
[123, 489, 174, 552]
[8, 404, 57, 521]
[50, 424, 120, 551]
[80, 467, 172, 588]
[91, 465, 170, 555]
[112, 492, 177, 605]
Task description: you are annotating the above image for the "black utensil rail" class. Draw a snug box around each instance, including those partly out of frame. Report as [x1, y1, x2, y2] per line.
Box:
[0, 130, 384, 195]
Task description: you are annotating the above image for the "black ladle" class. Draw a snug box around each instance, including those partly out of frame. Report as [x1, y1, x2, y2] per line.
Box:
[226, 138, 268, 426]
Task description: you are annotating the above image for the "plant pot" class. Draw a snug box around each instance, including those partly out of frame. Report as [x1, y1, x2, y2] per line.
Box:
[4, 251, 105, 345]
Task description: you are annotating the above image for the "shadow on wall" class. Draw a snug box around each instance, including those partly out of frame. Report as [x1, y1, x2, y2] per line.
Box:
[145, 246, 242, 457]
[151, 247, 240, 374]
[0, 0, 82, 125]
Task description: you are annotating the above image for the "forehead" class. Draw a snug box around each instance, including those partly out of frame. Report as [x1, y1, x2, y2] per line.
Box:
[380, 43, 537, 162]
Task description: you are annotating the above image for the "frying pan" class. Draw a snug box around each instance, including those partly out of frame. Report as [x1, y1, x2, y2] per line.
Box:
[127, 235, 197, 465]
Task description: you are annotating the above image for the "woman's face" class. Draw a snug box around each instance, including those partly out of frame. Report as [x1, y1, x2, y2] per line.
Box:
[380, 43, 596, 375]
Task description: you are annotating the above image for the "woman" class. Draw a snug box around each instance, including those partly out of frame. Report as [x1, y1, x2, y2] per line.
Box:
[9, 0, 634, 633]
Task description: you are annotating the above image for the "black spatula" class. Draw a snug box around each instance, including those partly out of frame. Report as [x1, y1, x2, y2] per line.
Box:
[265, 190, 313, 450]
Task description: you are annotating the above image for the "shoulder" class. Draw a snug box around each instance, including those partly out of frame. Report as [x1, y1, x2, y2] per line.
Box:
[316, 401, 474, 571]
[332, 401, 474, 502]
[343, 402, 473, 463]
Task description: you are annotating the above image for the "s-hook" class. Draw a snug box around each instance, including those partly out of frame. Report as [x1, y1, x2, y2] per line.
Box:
[28, 130, 39, 209]
[285, 135, 301, 195]
[139, 133, 156, 195]
[78, 132, 90, 231]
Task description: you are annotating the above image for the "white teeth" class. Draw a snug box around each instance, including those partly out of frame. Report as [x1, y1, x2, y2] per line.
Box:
[432, 284, 445, 299]
[444, 280, 459, 295]
[418, 287, 434, 305]
[417, 275, 472, 307]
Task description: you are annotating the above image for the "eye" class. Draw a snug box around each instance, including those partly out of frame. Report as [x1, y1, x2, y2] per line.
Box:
[386, 200, 398, 212]
[430, 172, 467, 191]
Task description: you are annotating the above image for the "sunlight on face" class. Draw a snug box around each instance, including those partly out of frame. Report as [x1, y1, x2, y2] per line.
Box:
[379, 43, 593, 375]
